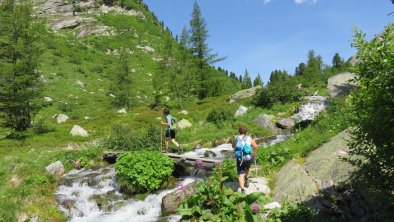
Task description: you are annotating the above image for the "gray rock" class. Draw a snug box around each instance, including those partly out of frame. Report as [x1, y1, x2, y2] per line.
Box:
[253, 114, 277, 132]
[276, 118, 295, 129]
[162, 181, 199, 214]
[264, 201, 281, 209]
[327, 72, 358, 97]
[274, 130, 358, 204]
[136, 45, 155, 53]
[302, 96, 328, 103]
[274, 160, 318, 202]
[304, 130, 356, 184]
[70, 125, 88, 137]
[177, 119, 192, 129]
[56, 114, 69, 123]
[76, 80, 85, 87]
[51, 18, 80, 30]
[43, 96, 53, 102]
[235, 105, 248, 117]
[45, 161, 64, 176]
[227, 86, 262, 103]
[179, 110, 188, 115]
[117, 108, 127, 114]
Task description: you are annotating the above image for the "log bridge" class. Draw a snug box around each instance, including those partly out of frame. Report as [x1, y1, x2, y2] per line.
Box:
[103, 151, 220, 171]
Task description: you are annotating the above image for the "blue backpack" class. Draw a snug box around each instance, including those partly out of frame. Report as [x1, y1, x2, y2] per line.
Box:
[234, 135, 253, 161]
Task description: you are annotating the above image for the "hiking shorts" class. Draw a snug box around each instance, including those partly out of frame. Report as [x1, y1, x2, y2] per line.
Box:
[236, 155, 254, 175]
[165, 129, 176, 139]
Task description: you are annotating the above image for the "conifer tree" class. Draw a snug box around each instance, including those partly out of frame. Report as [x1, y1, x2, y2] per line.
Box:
[242, 69, 252, 89]
[332, 53, 344, 70]
[253, 73, 263, 87]
[0, 0, 43, 131]
[111, 51, 133, 109]
[179, 26, 189, 47]
[189, 0, 224, 99]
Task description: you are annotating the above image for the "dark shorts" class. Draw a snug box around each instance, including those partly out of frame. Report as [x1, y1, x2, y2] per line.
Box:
[165, 129, 176, 139]
[236, 155, 254, 175]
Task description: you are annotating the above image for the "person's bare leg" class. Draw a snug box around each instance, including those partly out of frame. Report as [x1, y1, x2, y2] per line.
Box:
[171, 139, 180, 153]
[238, 174, 245, 190]
[164, 138, 169, 152]
[245, 167, 251, 179]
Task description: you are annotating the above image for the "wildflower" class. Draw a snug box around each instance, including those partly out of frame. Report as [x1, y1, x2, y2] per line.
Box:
[195, 160, 204, 169]
[251, 203, 260, 213]
[178, 184, 187, 191]
[215, 160, 223, 167]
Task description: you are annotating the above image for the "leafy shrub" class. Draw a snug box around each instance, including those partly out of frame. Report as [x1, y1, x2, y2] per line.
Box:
[115, 151, 174, 192]
[206, 107, 234, 128]
[102, 124, 160, 151]
[348, 25, 394, 194]
[255, 81, 303, 108]
[179, 167, 266, 221]
[32, 118, 52, 134]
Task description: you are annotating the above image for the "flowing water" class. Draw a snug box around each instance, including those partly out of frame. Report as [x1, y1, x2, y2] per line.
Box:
[56, 101, 327, 221]
[56, 145, 233, 222]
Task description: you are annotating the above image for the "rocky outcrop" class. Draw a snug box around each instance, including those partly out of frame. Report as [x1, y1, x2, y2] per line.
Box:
[327, 72, 357, 97]
[235, 105, 248, 117]
[136, 45, 155, 53]
[227, 86, 262, 103]
[275, 130, 355, 202]
[45, 161, 65, 176]
[253, 114, 277, 132]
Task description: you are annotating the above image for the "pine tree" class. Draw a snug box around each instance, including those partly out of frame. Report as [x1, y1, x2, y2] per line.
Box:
[242, 69, 252, 89]
[111, 51, 133, 109]
[179, 26, 189, 47]
[332, 53, 344, 70]
[0, 0, 43, 131]
[295, 62, 306, 76]
[253, 73, 263, 87]
[189, 0, 224, 99]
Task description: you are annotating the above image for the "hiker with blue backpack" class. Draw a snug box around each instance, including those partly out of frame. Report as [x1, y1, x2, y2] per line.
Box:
[233, 126, 258, 194]
[160, 108, 181, 153]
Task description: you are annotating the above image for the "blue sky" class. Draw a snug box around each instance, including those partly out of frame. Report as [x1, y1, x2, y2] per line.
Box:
[143, 0, 393, 83]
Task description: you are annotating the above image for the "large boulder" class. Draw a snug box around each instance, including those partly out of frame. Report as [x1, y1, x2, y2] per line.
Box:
[177, 119, 192, 129]
[327, 72, 357, 97]
[274, 130, 356, 203]
[45, 161, 65, 177]
[227, 86, 262, 103]
[253, 114, 277, 132]
[162, 181, 199, 214]
[235, 105, 248, 117]
[276, 118, 295, 129]
[70, 125, 89, 137]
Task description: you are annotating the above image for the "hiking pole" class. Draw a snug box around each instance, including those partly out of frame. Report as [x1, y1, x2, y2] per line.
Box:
[160, 125, 163, 153]
[251, 160, 260, 191]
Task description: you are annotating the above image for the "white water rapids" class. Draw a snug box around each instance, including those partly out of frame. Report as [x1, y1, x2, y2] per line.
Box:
[56, 145, 234, 222]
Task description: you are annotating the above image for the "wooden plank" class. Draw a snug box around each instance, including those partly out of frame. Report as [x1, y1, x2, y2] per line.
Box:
[164, 153, 220, 164]
[103, 151, 221, 164]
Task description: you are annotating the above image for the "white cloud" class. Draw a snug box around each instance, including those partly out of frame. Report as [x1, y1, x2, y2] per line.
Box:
[294, 0, 319, 4]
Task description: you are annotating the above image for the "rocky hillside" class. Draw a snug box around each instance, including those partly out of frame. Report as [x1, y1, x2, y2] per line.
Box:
[0, 0, 240, 139]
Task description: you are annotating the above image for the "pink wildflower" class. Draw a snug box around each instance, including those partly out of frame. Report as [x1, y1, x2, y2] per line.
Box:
[195, 160, 204, 169]
[251, 204, 260, 213]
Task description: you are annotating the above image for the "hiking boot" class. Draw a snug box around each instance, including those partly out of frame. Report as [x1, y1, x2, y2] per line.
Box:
[241, 188, 246, 195]
[245, 178, 250, 188]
